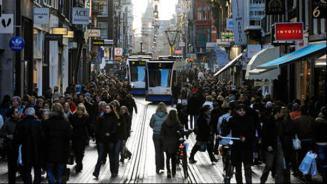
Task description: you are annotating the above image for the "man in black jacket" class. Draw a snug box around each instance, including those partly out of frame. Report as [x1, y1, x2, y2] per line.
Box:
[15, 107, 44, 184]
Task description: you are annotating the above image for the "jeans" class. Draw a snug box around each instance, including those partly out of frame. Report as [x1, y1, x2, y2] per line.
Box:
[72, 139, 86, 171]
[93, 143, 105, 177]
[189, 142, 215, 162]
[23, 164, 41, 184]
[108, 140, 121, 175]
[222, 146, 233, 184]
[47, 163, 65, 184]
[317, 144, 327, 183]
[260, 150, 275, 183]
[153, 134, 164, 171]
[165, 152, 177, 175]
[189, 115, 199, 130]
[234, 162, 252, 184]
[7, 143, 18, 183]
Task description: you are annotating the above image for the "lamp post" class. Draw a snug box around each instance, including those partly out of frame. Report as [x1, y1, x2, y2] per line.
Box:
[140, 41, 143, 54]
[165, 29, 180, 56]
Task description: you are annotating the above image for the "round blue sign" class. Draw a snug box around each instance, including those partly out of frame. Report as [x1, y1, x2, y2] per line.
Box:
[9, 36, 25, 52]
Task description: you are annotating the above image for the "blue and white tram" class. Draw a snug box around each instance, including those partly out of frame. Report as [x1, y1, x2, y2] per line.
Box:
[127, 55, 152, 95]
[145, 60, 175, 103]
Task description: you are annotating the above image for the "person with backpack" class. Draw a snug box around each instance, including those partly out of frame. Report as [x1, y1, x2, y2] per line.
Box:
[189, 105, 217, 164]
[150, 102, 168, 174]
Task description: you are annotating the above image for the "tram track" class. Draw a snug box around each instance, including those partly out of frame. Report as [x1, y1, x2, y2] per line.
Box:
[123, 102, 149, 183]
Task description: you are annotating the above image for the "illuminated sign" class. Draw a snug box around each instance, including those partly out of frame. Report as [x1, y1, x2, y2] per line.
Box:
[275, 23, 303, 41]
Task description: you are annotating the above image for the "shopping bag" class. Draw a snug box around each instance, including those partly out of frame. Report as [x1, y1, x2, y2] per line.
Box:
[17, 145, 23, 166]
[299, 151, 317, 175]
[310, 158, 318, 176]
[292, 134, 301, 150]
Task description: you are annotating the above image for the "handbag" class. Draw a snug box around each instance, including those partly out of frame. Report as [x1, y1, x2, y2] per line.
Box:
[292, 134, 301, 150]
[299, 151, 317, 175]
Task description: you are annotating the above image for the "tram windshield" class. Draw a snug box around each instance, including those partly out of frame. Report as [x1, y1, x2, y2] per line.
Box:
[148, 63, 173, 88]
[130, 65, 145, 82]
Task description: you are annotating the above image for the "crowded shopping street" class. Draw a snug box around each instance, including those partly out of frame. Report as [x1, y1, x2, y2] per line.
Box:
[0, 0, 326, 183]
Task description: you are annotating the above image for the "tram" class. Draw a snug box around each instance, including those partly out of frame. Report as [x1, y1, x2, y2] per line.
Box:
[127, 55, 152, 95]
[145, 60, 175, 103]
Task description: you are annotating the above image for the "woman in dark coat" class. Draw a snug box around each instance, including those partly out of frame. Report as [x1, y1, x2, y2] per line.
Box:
[119, 106, 132, 163]
[43, 103, 72, 184]
[189, 105, 217, 164]
[69, 103, 89, 173]
[160, 110, 183, 178]
[97, 103, 122, 178]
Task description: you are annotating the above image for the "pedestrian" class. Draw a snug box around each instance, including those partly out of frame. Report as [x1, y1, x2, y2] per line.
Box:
[160, 110, 183, 178]
[14, 107, 44, 184]
[70, 103, 89, 173]
[274, 106, 295, 183]
[187, 92, 205, 130]
[189, 105, 218, 164]
[43, 103, 72, 184]
[313, 106, 327, 183]
[223, 103, 256, 184]
[100, 103, 121, 178]
[294, 105, 314, 181]
[149, 102, 168, 174]
[119, 106, 132, 163]
[1, 108, 20, 183]
[93, 101, 108, 180]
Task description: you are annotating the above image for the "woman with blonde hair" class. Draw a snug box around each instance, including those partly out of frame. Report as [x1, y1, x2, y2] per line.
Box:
[150, 102, 168, 174]
[43, 103, 72, 184]
[70, 103, 89, 173]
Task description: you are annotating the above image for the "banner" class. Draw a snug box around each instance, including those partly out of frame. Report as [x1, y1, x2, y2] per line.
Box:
[266, 0, 285, 15]
[232, 0, 246, 45]
[34, 8, 49, 25]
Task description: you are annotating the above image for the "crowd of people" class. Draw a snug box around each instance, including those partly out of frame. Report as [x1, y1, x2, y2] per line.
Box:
[0, 65, 326, 184]
[166, 67, 327, 183]
[0, 73, 137, 183]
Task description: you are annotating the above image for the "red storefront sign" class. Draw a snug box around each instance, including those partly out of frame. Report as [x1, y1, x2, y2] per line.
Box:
[275, 23, 303, 41]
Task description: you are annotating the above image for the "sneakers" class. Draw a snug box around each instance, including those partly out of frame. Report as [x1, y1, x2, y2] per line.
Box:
[189, 158, 197, 164]
[92, 172, 99, 180]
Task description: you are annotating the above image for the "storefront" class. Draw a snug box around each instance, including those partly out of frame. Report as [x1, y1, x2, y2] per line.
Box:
[245, 46, 280, 97]
[253, 43, 326, 103]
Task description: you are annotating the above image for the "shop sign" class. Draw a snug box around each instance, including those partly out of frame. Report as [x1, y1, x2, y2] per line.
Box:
[221, 32, 234, 40]
[226, 18, 234, 31]
[72, 7, 89, 25]
[266, 0, 285, 15]
[9, 36, 25, 52]
[174, 49, 182, 55]
[275, 22, 303, 41]
[33, 8, 49, 25]
[84, 0, 92, 17]
[312, 0, 327, 19]
[92, 39, 104, 46]
[114, 48, 123, 56]
[0, 14, 14, 34]
[45, 34, 63, 41]
[87, 29, 100, 37]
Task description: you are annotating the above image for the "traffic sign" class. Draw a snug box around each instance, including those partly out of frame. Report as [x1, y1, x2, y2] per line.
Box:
[9, 36, 25, 52]
[115, 48, 123, 56]
[0, 14, 14, 34]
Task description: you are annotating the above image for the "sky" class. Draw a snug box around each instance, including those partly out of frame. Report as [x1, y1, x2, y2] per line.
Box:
[132, 0, 178, 34]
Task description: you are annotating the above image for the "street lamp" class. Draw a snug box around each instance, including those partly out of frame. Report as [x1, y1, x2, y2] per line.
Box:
[165, 29, 180, 56]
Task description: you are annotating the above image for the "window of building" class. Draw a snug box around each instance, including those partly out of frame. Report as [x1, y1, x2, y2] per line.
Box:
[98, 22, 108, 39]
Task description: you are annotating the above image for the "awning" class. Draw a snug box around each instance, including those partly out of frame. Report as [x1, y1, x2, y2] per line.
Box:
[257, 43, 327, 69]
[214, 53, 243, 77]
[245, 47, 280, 80]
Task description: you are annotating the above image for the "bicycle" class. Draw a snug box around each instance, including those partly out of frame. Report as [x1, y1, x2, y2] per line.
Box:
[177, 130, 193, 179]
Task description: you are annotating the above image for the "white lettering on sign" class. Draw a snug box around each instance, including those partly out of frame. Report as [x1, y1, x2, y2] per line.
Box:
[0, 14, 14, 34]
[72, 8, 90, 25]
